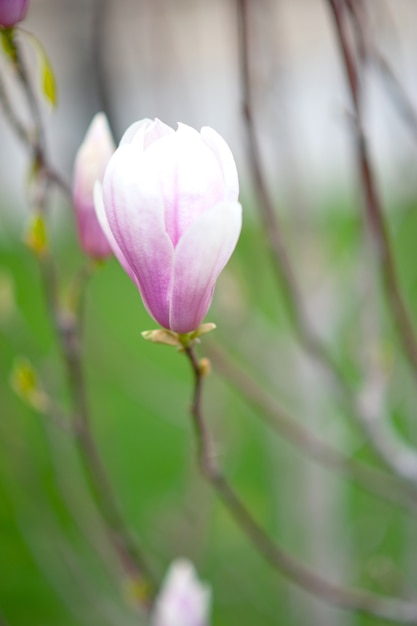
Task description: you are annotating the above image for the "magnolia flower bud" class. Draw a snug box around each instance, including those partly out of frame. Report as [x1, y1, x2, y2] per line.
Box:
[0, 0, 29, 27]
[72, 113, 115, 259]
[95, 118, 241, 333]
[151, 559, 211, 626]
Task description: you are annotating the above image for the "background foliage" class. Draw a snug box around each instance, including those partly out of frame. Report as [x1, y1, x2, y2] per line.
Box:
[1, 1, 417, 625]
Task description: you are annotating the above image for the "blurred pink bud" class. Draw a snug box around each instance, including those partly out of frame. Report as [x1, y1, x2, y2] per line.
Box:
[95, 118, 241, 333]
[0, 0, 29, 26]
[73, 113, 115, 259]
[151, 559, 211, 626]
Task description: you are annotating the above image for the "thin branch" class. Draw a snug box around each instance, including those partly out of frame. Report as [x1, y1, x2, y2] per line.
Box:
[236, 0, 417, 489]
[376, 53, 417, 141]
[0, 69, 30, 143]
[14, 34, 71, 197]
[0, 33, 70, 198]
[348, 0, 417, 144]
[13, 30, 45, 155]
[236, 0, 346, 381]
[327, 0, 417, 377]
[40, 253, 155, 609]
[5, 36, 155, 609]
[91, 0, 116, 133]
[207, 343, 417, 513]
[183, 345, 417, 624]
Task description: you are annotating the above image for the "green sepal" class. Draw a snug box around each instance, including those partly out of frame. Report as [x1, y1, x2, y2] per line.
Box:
[142, 323, 216, 349]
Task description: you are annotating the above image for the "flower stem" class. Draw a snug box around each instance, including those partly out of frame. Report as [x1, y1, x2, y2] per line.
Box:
[183, 344, 417, 623]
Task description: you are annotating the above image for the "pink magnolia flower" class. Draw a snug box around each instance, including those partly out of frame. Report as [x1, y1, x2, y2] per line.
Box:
[72, 112, 115, 259]
[95, 118, 241, 333]
[151, 559, 211, 626]
[0, 0, 29, 27]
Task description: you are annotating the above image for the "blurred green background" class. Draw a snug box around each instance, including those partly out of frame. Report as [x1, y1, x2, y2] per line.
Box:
[2, 1, 417, 625]
[1, 195, 417, 625]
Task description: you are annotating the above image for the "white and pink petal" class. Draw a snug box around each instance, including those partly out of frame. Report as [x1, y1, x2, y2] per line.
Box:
[143, 129, 226, 246]
[200, 126, 239, 202]
[169, 201, 242, 333]
[101, 145, 174, 328]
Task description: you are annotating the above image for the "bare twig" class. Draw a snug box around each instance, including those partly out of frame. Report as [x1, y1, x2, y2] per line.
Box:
[12, 29, 46, 156]
[91, 0, 116, 133]
[40, 252, 155, 609]
[327, 0, 417, 377]
[348, 0, 417, 143]
[183, 345, 417, 623]
[236, 0, 417, 489]
[207, 342, 417, 512]
[0, 69, 30, 143]
[376, 53, 417, 140]
[236, 0, 344, 379]
[0, 31, 70, 198]
[3, 34, 155, 609]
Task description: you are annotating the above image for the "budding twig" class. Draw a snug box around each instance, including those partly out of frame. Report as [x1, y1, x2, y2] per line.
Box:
[0, 29, 70, 198]
[2, 33, 155, 610]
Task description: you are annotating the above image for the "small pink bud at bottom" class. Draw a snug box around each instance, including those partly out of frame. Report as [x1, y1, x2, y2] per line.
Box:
[151, 559, 211, 626]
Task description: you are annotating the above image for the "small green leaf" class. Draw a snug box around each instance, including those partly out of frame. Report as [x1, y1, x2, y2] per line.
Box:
[0, 28, 17, 63]
[10, 357, 49, 412]
[41, 52, 57, 106]
[25, 212, 48, 256]
[20, 29, 57, 107]
[10, 358, 37, 399]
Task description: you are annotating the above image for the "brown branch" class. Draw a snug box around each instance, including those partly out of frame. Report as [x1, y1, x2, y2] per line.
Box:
[45, 230, 154, 605]
[0, 69, 30, 143]
[40, 254, 155, 608]
[13, 30, 46, 156]
[376, 52, 417, 140]
[0, 33, 70, 198]
[91, 0, 116, 134]
[207, 342, 417, 513]
[327, 0, 417, 377]
[236, 0, 417, 489]
[4, 35, 155, 609]
[236, 0, 348, 382]
[347, 0, 417, 144]
[183, 345, 417, 623]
